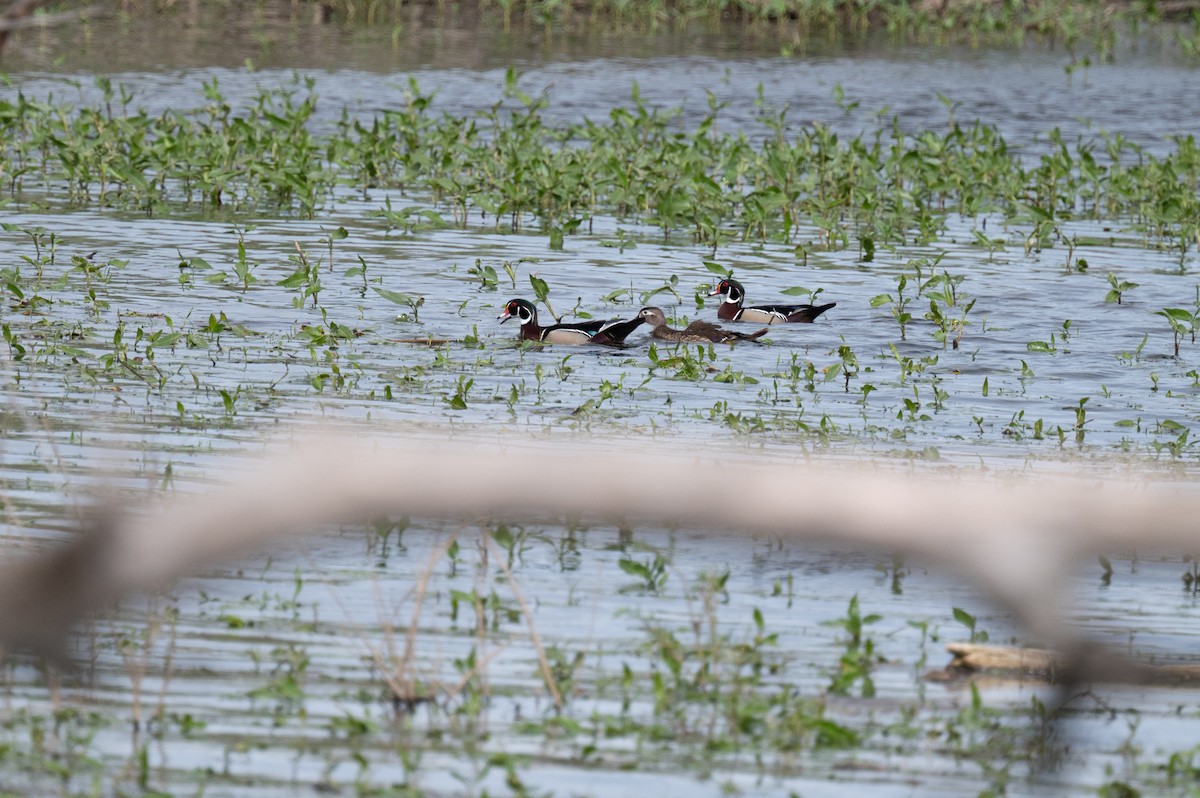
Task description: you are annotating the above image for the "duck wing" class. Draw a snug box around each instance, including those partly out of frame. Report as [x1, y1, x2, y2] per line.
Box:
[680, 320, 726, 342]
[537, 318, 609, 344]
[725, 327, 769, 342]
[589, 315, 645, 346]
[749, 301, 836, 323]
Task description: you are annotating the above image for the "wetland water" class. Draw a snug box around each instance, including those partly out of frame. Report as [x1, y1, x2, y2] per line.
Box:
[2, 16, 1200, 797]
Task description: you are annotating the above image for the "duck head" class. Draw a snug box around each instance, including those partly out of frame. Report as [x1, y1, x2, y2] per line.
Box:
[707, 278, 745, 305]
[498, 299, 538, 326]
[637, 306, 668, 328]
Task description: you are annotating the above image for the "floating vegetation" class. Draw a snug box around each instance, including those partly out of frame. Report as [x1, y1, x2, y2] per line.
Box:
[3, 74, 1200, 269]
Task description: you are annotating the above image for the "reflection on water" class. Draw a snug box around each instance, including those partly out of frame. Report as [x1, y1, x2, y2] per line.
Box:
[3, 8, 1198, 153]
[1, 9, 1199, 797]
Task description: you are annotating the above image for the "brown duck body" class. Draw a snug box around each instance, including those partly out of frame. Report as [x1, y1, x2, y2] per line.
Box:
[710, 278, 835, 324]
[638, 307, 767, 344]
[499, 299, 643, 346]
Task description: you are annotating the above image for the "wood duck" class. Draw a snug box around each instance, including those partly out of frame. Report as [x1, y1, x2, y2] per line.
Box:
[638, 306, 767, 344]
[708, 278, 836, 324]
[498, 299, 644, 346]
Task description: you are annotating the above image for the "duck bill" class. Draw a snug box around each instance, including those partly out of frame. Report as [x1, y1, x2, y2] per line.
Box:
[497, 310, 512, 323]
[706, 286, 722, 297]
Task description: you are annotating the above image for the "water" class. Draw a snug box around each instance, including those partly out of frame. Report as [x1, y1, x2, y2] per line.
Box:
[4, 11, 1198, 153]
[2, 12, 1200, 797]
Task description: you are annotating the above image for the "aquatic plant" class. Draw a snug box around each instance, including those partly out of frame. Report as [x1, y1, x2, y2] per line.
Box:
[4, 79, 1200, 271]
[825, 595, 881, 697]
[1157, 307, 1196, 357]
[1105, 272, 1137, 305]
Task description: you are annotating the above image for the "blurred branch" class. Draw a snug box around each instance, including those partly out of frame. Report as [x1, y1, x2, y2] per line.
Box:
[0, 434, 1198, 689]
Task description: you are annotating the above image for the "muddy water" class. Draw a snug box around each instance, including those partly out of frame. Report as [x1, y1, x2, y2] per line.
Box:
[2, 15, 1200, 798]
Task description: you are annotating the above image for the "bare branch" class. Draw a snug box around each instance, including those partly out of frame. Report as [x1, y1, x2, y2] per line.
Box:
[0, 434, 1198, 685]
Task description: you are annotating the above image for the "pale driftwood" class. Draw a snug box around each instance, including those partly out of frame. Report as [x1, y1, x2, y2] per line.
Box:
[946, 642, 1062, 675]
[0, 433, 1199, 684]
[941, 642, 1200, 686]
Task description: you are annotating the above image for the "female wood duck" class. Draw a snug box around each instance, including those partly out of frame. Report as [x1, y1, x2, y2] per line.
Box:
[638, 306, 767, 343]
[708, 278, 836, 324]
[498, 299, 644, 346]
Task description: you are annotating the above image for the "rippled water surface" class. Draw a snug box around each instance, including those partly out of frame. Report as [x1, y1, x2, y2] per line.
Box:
[2, 13, 1200, 798]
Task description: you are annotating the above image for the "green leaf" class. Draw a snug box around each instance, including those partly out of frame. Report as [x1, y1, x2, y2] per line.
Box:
[601, 288, 631, 303]
[702, 261, 731, 277]
[150, 332, 184, 349]
[869, 294, 893, 308]
[1158, 308, 1194, 325]
[860, 236, 875, 262]
[278, 269, 308, 288]
[450, 589, 477, 605]
[813, 719, 860, 749]
[618, 559, 649, 579]
[529, 274, 549, 302]
[781, 286, 812, 296]
[373, 287, 418, 306]
[951, 607, 975, 629]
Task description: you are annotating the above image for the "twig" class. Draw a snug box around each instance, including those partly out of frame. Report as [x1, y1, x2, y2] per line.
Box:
[485, 534, 563, 710]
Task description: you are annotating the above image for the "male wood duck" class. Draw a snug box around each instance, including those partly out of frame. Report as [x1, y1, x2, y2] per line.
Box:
[708, 278, 836, 324]
[638, 306, 767, 344]
[498, 299, 644, 346]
